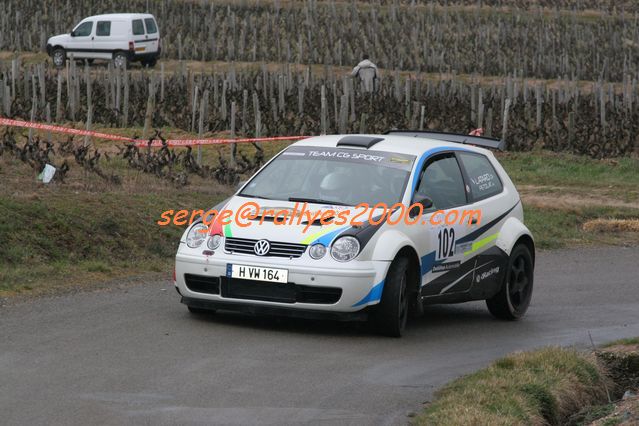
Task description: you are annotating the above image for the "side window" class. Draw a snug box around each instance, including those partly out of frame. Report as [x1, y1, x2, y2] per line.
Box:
[415, 154, 467, 210]
[96, 21, 111, 36]
[73, 21, 93, 37]
[144, 18, 158, 34]
[132, 19, 145, 35]
[458, 152, 503, 201]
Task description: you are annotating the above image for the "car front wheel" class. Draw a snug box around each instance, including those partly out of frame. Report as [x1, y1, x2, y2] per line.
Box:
[371, 256, 410, 337]
[486, 244, 534, 320]
[52, 48, 66, 68]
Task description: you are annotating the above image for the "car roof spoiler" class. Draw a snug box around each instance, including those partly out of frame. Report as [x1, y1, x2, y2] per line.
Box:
[385, 130, 506, 151]
[337, 135, 385, 149]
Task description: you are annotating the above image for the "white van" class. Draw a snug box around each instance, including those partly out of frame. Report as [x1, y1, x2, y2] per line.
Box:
[46, 13, 161, 69]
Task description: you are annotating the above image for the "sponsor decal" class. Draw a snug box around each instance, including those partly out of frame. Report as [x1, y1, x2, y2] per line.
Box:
[390, 156, 411, 164]
[475, 266, 500, 283]
[455, 241, 473, 255]
[432, 261, 461, 273]
[281, 146, 416, 171]
[471, 173, 496, 192]
[308, 150, 384, 162]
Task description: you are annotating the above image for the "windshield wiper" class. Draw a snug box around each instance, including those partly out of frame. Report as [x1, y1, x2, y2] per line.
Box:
[240, 194, 273, 200]
[288, 197, 351, 206]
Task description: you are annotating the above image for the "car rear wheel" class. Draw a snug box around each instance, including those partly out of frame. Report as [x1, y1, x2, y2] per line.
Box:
[371, 256, 410, 337]
[486, 244, 534, 320]
[52, 48, 66, 68]
[113, 52, 128, 69]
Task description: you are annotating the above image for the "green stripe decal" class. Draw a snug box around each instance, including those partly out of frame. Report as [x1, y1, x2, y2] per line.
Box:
[464, 232, 499, 256]
[301, 225, 339, 245]
[223, 223, 233, 237]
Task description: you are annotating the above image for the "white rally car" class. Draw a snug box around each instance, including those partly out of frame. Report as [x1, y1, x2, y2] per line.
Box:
[174, 131, 535, 336]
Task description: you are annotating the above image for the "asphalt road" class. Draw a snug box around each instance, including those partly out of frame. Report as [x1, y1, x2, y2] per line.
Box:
[2, 246, 639, 426]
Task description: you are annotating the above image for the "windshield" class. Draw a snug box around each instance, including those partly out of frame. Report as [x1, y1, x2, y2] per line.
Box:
[240, 146, 416, 206]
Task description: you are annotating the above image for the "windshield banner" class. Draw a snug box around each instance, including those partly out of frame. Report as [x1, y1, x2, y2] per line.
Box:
[280, 146, 416, 171]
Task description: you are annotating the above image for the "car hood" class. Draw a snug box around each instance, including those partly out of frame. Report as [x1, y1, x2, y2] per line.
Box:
[219, 196, 375, 246]
[47, 34, 71, 45]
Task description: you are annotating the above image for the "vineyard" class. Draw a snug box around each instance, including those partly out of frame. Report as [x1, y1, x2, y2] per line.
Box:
[1, 0, 638, 188]
[2, 0, 639, 80]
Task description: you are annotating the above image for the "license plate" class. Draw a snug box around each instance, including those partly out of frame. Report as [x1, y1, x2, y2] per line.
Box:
[227, 264, 288, 283]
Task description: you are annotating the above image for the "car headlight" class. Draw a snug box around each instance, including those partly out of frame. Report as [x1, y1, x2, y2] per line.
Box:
[330, 236, 360, 262]
[207, 234, 222, 250]
[186, 223, 208, 248]
[309, 243, 327, 259]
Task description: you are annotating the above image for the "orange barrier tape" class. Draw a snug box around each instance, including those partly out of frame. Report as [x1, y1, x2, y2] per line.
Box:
[0, 117, 309, 147]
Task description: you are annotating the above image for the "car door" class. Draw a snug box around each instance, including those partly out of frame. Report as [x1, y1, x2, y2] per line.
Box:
[131, 18, 148, 56]
[142, 17, 160, 54]
[92, 20, 113, 60]
[411, 152, 475, 296]
[455, 151, 510, 298]
[68, 20, 94, 59]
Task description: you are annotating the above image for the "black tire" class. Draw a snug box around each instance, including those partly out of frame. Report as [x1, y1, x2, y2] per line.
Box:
[52, 47, 66, 68]
[142, 58, 157, 68]
[112, 52, 129, 69]
[188, 306, 216, 315]
[486, 244, 534, 320]
[371, 257, 410, 337]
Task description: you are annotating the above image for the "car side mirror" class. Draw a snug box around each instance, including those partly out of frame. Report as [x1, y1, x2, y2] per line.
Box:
[70, 30, 76, 37]
[409, 197, 434, 218]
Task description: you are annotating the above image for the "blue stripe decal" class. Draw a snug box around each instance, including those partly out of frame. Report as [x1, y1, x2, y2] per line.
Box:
[352, 279, 385, 307]
[411, 146, 474, 196]
[420, 251, 436, 276]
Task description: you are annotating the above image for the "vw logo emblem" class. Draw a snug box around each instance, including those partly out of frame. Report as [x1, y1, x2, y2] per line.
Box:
[254, 239, 270, 256]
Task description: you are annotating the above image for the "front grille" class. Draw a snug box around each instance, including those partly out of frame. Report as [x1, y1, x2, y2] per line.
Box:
[224, 237, 307, 258]
[184, 274, 220, 295]
[220, 278, 341, 304]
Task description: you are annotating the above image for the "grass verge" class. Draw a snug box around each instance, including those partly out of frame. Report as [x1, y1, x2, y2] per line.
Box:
[414, 347, 610, 425]
[0, 160, 227, 297]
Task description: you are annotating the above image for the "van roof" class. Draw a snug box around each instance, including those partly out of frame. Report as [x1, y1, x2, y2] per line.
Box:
[82, 13, 155, 21]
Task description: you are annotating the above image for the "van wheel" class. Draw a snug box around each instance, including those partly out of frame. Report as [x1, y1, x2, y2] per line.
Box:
[113, 52, 128, 69]
[142, 58, 157, 68]
[371, 256, 410, 337]
[486, 244, 534, 320]
[52, 48, 66, 68]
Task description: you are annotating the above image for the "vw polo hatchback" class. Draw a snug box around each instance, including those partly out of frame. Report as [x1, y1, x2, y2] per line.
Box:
[174, 132, 535, 336]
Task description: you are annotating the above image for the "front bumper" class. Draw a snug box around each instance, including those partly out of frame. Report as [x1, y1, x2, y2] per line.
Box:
[175, 248, 387, 314]
[181, 296, 370, 321]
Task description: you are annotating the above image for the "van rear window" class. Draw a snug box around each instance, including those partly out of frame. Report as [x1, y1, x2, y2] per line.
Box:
[144, 18, 157, 34]
[132, 19, 145, 35]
